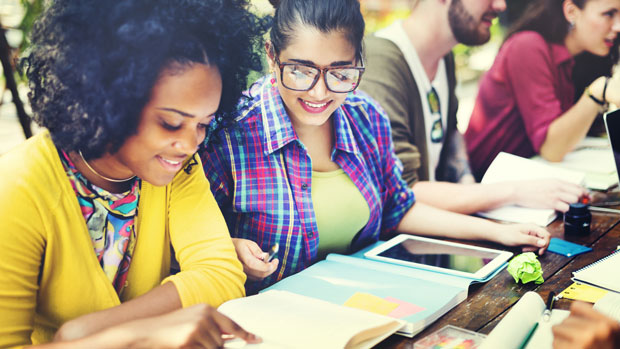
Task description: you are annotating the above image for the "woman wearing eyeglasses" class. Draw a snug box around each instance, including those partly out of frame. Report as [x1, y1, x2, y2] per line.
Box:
[465, 0, 620, 179]
[201, 0, 551, 293]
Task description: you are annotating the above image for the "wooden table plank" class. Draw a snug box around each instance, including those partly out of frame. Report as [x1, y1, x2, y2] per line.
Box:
[481, 217, 620, 333]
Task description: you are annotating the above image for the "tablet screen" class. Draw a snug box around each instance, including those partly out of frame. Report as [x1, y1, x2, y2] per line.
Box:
[377, 239, 501, 273]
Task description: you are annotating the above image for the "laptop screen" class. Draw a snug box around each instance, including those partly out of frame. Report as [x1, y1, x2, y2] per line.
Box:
[604, 109, 620, 186]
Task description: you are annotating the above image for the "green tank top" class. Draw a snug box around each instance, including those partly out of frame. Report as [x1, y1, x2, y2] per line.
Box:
[312, 169, 370, 260]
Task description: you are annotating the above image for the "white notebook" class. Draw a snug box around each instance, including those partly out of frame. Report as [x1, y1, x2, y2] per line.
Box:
[572, 251, 620, 293]
[479, 152, 585, 226]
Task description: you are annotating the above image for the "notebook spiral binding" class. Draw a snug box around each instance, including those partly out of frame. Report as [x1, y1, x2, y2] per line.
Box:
[574, 249, 620, 274]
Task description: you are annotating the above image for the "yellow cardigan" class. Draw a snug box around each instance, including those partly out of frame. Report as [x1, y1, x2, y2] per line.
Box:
[0, 132, 245, 346]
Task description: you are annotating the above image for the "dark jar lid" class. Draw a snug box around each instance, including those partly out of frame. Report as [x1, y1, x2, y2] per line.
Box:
[566, 203, 590, 216]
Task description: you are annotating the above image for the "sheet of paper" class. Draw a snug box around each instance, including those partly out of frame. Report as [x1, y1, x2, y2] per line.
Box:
[480, 292, 545, 349]
[594, 291, 620, 322]
[524, 310, 570, 349]
[576, 136, 611, 149]
[483, 152, 585, 184]
[531, 140, 618, 190]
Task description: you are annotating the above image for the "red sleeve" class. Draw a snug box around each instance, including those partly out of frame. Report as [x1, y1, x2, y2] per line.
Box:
[503, 32, 564, 152]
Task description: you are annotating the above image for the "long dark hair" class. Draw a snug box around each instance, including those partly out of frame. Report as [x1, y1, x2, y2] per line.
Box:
[268, 0, 365, 59]
[506, 0, 619, 100]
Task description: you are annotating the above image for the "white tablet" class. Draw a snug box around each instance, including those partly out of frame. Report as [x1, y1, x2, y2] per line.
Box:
[364, 234, 513, 280]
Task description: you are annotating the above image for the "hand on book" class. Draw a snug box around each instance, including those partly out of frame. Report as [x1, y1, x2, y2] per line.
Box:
[552, 301, 620, 349]
[493, 223, 550, 255]
[509, 179, 588, 213]
[232, 238, 279, 281]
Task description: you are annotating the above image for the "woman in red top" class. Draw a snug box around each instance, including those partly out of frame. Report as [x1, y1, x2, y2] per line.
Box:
[465, 0, 620, 179]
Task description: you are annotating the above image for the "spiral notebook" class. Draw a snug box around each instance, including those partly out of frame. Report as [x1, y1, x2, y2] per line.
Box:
[572, 250, 620, 293]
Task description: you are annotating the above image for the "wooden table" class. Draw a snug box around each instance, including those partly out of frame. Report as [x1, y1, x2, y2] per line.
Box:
[378, 205, 620, 348]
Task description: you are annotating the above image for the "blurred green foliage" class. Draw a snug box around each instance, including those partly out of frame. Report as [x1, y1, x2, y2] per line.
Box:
[16, 0, 44, 52]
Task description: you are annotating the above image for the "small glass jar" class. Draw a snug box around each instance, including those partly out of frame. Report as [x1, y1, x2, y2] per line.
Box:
[564, 203, 592, 235]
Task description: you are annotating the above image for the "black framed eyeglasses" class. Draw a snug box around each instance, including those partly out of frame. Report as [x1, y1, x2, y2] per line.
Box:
[427, 87, 444, 143]
[274, 56, 365, 93]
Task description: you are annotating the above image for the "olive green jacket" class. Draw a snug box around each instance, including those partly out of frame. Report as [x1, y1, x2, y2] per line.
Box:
[360, 35, 459, 185]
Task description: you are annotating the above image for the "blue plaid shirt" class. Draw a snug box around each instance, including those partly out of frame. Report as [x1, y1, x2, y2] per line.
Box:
[201, 76, 415, 292]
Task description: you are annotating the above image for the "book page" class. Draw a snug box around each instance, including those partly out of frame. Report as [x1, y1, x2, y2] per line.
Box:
[483, 152, 585, 184]
[531, 143, 617, 190]
[218, 290, 403, 349]
[480, 292, 545, 349]
[477, 206, 556, 226]
[594, 292, 620, 322]
[524, 310, 570, 349]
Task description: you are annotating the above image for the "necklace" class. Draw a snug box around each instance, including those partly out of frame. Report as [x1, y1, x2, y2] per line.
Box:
[78, 150, 136, 183]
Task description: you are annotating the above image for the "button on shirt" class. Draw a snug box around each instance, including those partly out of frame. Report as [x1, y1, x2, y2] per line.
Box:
[201, 76, 416, 292]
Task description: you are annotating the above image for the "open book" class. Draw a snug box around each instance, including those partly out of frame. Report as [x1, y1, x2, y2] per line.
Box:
[481, 291, 620, 349]
[218, 290, 403, 349]
[479, 152, 585, 226]
[572, 250, 620, 292]
[262, 242, 505, 338]
[480, 292, 570, 349]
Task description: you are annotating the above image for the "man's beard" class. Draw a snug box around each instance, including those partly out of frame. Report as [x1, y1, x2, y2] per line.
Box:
[448, 0, 493, 46]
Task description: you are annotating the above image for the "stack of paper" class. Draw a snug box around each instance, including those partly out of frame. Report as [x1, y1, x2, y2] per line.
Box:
[531, 137, 617, 190]
[479, 152, 585, 226]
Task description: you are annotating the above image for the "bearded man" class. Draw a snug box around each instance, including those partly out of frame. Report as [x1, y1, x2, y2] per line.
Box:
[360, 0, 586, 215]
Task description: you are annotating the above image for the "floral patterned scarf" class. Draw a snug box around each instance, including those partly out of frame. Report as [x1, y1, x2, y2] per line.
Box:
[59, 150, 140, 294]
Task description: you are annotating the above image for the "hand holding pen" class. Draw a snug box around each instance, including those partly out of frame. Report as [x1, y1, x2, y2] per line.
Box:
[231, 238, 279, 281]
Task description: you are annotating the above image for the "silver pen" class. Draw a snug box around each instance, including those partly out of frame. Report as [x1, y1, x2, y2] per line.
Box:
[265, 243, 279, 262]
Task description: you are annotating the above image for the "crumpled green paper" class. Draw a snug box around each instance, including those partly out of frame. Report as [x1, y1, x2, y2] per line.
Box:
[507, 252, 544, 284]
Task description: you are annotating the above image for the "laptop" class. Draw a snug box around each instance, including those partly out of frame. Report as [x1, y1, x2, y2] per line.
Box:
[603, 108, 620, 187]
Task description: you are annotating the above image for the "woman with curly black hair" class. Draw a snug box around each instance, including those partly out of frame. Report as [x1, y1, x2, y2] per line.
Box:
[0, 0, 266, 347]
